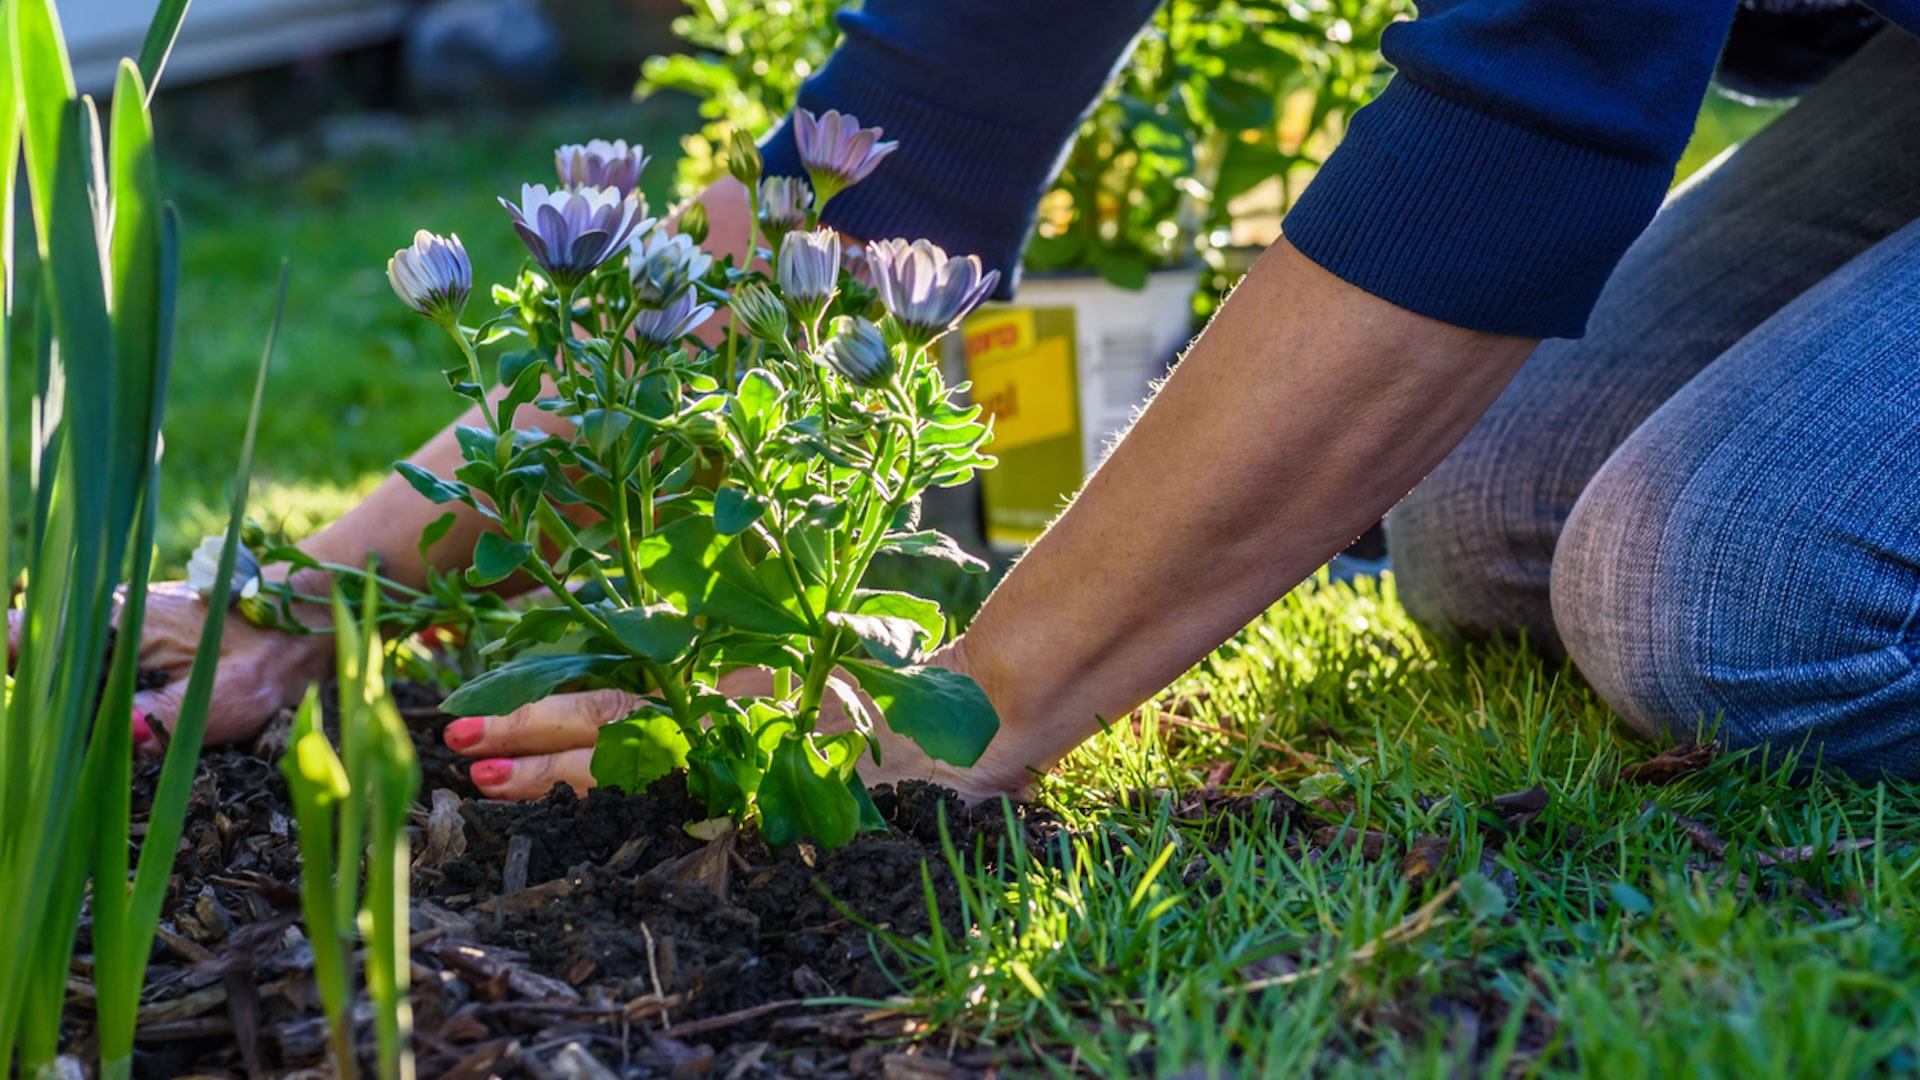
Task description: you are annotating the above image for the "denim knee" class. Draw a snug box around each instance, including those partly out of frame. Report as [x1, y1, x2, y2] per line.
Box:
[1387, 446, 1566, 655]
[1552, 419, 1920, 780]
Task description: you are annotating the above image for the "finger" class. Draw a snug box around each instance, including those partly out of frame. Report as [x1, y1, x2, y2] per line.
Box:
[443, 689, 642, 759]
[468, 749, 596, 801]
[6, 609, 19, 669]
[131, 706, 162, 756]
[133, 682, 185, 738]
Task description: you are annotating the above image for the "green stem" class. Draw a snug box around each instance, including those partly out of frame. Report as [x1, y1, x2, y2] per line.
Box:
[794, 628, 841, 731]
[447, 322, 496, 432]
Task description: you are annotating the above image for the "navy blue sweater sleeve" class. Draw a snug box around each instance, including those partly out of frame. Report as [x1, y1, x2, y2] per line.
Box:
[758, 0, 1162, 296]
[1283, 1, 1741, 338]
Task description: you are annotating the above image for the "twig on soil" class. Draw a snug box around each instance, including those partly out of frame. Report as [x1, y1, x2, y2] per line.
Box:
[1236, 879, 1462, 993]
[641, 921, 670, 1026]
[658, 999, 804, 1039]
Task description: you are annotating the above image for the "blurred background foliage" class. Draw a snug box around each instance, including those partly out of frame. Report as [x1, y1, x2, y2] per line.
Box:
[10, 2, 1784, 570]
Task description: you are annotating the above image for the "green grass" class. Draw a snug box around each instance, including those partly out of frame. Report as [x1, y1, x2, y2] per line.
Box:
[881, 574, 1920, 1076]
[147, 99, 693, 564]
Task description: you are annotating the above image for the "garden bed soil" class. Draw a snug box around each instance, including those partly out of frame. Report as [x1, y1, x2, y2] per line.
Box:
[72, 684, 1065, 1079]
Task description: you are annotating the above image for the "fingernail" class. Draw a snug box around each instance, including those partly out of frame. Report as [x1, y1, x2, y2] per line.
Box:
[131, 708, 158, 752]
[470, 758, 513, 787]
[444, 716, 486, 751]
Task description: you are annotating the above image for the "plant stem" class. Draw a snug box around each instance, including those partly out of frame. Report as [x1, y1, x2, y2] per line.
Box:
[447, 325, 497, 432]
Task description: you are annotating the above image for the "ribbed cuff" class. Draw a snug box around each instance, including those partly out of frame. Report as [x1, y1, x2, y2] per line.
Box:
[759, 54, 1076, 301]
[1282, 76, 1679, 339]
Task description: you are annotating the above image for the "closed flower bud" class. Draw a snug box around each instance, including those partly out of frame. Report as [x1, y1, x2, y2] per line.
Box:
[793, 108, 898, 206]
[726, 128, 763, 187]
[756, 176, 813, 246]
[678, 411, 728, 450]
[777, 229, 841, 324]
[678, 200, 710, 245]
[387, 230, 471, 326]
[730, 281, 791, 347]
[819, 315, 895, 390]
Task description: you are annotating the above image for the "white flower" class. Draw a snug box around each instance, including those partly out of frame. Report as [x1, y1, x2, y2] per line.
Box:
[186, 536, 262, 606]
[757, 176, 813, 240]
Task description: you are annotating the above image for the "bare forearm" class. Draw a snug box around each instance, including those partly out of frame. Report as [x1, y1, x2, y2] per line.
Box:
[958, 240, 1538, 749]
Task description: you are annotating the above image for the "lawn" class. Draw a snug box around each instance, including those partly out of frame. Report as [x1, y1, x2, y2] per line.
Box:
[141, 90, 1920, 1075]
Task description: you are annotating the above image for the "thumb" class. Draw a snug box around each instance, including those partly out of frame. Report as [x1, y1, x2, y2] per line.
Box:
[133, 682, 185, 742]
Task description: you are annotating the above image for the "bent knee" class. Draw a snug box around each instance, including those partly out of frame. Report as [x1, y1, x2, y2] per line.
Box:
[1553, 458, 1920, 779]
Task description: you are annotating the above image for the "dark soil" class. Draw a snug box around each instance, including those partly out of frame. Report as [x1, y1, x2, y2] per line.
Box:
[74, 683, 1063, 1080]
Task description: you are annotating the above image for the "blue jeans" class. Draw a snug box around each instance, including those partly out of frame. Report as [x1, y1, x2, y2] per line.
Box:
[1387, 28, 1920, 778]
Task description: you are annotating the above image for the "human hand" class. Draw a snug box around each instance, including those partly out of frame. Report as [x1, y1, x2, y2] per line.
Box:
[443, 642, 1039, 803]
[126, 580, 331, 752]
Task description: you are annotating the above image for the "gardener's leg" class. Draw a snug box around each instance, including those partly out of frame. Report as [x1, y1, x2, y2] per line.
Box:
[1387, 28, 1920, 655]
[1551, 212, 1920, 777]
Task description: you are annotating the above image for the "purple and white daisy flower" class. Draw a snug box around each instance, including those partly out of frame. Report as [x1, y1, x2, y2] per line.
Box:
[632, 289, 716, 348]
[793, 108, 897, 204]
[627, 228, 713, 309]
[499, 184, 652, 290]
[387, 230, 471, 325]
[555, 139, 650, 200]
[865, 238, 1000, 348]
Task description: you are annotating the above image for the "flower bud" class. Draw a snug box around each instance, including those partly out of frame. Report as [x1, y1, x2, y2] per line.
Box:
[757, 176, 813, 246]
[678, 200, 710, 245]
[777, 229, 841, 324]
[387, 230, 471, 326]
[678, 411, 729, 450]
[730, 281, 791, 347]
[629, 229, 714, 309]
[726, 128, 763, 187]
[819, 316, 895, 390]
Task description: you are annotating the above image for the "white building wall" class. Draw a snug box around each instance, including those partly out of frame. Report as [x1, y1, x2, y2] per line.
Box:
[67, 0, 407, 94]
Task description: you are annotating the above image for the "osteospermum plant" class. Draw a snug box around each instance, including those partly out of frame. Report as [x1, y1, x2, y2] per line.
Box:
[389, 109, 1003, 848]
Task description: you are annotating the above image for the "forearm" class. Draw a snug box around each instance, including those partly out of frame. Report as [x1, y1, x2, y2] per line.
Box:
[957, 240, 1538, 745]
[289, 389, 577, 597]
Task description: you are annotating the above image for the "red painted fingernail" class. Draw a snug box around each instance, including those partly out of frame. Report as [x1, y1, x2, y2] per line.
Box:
[131, 708, 158, 752]
[470, 758, 513, 787]
[444, 716, 486, 751]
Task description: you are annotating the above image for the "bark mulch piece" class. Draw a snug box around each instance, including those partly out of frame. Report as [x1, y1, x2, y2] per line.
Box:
[68, 684, 1043, 1079]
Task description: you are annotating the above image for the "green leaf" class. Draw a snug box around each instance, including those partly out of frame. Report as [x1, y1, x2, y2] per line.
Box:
[713, 486, 768, 536]
[496, 606, 581, 651]
[604, 604, 699, 662]
[442, 653, 628, 717]
[877, 530, 989, 573]
[732, 367, 784, 443]
[591, 711, 692, 794]
[136, 0, 194, 95]
[844, 662, 999, 767]
[1607, 881, 1653, 917]
[395, 461, 469, 505]
[418, 511, 457, 564]
[638, 516, 814, 636]
[828, 591, 943, 668]
[848, 776, 886, 834]
[467, 531, 532, 587]
[757, 734, 859, 850]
